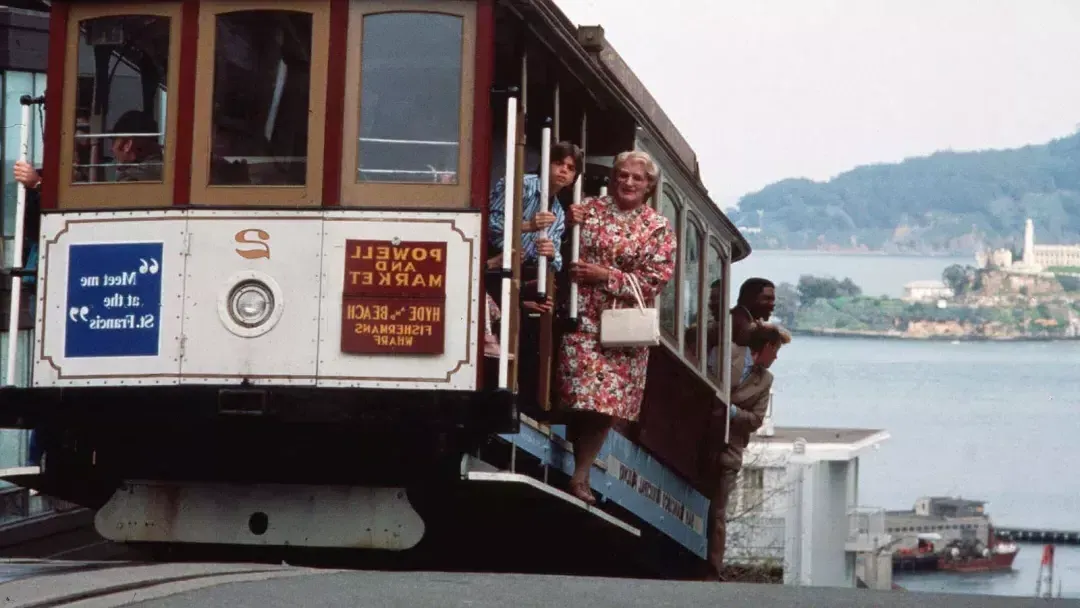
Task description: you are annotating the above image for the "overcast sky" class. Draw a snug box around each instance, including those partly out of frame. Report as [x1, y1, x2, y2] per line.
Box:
[557, 0, 1080, 207]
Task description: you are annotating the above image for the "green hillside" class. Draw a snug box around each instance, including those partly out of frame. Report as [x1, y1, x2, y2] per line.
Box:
[727, 130, 1080, 254]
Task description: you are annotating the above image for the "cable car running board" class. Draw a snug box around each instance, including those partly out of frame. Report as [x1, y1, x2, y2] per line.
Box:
[94, 481, 425, 550]
[460, 456, 640, 538]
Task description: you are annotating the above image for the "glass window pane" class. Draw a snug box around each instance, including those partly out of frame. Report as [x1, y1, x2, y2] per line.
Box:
[74, 15, 169, 184]
[683, 224, 702, 361]
[210, 10, 312, 186]
[357, 12, 462, 184]
[4, 71, 28, 240]
[659, 187, 679, 336]
[707, 243, 724, 379]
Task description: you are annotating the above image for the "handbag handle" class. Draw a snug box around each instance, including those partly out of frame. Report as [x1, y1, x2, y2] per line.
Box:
[611, 273, 647, 311]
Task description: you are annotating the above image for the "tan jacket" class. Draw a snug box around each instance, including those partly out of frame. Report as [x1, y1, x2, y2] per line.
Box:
[718, 365, 772, 471]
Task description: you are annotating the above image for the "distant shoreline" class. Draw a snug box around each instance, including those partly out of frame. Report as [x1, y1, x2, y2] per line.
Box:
[750, 248, 969, 258]
[791, 328, 1080, 343]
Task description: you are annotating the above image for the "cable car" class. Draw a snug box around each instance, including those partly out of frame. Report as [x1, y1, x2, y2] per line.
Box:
[0, 0, 751, 576]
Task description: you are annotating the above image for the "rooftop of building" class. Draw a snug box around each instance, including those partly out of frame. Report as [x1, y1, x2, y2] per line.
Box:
[749, 427, 889, 462]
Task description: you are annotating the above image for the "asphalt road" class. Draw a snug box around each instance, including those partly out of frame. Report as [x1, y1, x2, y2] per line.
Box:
[0, 562, 1076, 608]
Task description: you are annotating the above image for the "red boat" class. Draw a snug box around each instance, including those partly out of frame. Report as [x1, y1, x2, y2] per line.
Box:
[938, 528, 1019, 573]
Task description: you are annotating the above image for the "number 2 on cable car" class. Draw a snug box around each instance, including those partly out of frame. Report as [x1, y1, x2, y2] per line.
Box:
[234, 229, 271, 260]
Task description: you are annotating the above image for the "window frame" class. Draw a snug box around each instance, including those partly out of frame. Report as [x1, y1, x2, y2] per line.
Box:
[707, 237, 727, 386]
[58, 2, 183, 209]
[657, 181, 682, 346]
[682, 213, 705, 368]
[189, 1, 331, 206]
[339, 0, 476, 208]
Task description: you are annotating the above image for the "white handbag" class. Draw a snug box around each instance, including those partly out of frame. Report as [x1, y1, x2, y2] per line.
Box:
[599, 273, 661, 348]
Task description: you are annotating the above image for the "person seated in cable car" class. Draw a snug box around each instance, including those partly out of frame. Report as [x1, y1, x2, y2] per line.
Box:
[705, 322, 791, 581]
[558, 150, 677, 505]
[483, 141, 583, 357]
[108, 110, 163, 182]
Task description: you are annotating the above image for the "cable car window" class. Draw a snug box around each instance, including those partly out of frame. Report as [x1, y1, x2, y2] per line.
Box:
[683, 221, 702, 363]
[356, 12, 463, 185]
[659, 186, 680, 338]
[707, 241, 725, 382]
[209, 10, 312, 186]
[71, 15, 170, 184]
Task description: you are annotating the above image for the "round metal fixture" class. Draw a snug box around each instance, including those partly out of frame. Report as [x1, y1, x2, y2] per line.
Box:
[228, 280, 274, 328]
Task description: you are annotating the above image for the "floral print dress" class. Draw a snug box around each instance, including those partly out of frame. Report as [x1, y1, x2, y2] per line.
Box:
[557, 195, 677, 421]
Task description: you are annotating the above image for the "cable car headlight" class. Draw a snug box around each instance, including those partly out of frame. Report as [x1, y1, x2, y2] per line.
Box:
[229, 281, 273, 327]
[218, 272, 285, 338]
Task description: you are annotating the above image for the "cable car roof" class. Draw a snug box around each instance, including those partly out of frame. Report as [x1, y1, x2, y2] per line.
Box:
[519, 0, 751, 262]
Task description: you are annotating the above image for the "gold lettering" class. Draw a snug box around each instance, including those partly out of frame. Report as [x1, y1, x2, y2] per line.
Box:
[393, 248, 409, 261]
[429, 248, 442, 263]
[234, 228, 271, 260]
[377, 246, 390, 260]
[375, 260, 388, 271]
[395, 273, 409, 287]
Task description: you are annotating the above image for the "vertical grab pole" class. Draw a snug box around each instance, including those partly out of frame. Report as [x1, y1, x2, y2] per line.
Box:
[5, 99, 31, 387]
[498, 92, 519, 390]
[568, 173, 582, 319]
[536, 119, 552, 300]
[568, 114, 585, 321]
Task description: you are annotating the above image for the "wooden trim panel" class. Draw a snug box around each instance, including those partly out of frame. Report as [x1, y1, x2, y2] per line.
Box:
[40, 1, 68, 211]
[57, 2, 183, 210]
[339, 0, 476, 209]
[171, 0, 200, 205]
[320, 0, 349, 206]
[188, 0, 331, 207]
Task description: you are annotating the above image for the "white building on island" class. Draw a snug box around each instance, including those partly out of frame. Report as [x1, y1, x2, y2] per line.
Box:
[977, 218, 1080, 273]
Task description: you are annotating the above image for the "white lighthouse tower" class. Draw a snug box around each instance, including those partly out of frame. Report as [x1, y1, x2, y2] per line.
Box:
[1022, 218, 1037, 269]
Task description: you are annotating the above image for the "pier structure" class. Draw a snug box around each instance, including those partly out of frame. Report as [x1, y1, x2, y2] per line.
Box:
[995, 527, 1080, 545]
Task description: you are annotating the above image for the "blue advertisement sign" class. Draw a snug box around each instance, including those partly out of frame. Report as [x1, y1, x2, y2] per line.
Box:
[64, 242, 164, 358]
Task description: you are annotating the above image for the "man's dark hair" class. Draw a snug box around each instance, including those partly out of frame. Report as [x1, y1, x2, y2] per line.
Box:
[737, 277, 774, 307]
[550, 140, 585, 182]
[747, 323, 791, 353]
[111, 110, 159, 137]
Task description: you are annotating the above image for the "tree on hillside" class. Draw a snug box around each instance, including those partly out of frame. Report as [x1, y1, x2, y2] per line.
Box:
[728, 130, 1080, 252]
[942, 264, 976, 296]
[796, 275, 862, 303]
[773, 282, 799, 326]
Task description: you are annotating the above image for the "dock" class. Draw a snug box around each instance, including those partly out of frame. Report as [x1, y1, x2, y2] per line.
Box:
[995, 526, 1080, 545]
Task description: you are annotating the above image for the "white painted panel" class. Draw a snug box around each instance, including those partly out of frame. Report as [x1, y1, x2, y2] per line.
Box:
[33, 211, 187, 387]
[95, 481, 425, 549]
[317, 211, 481, 391]
[179, 210, 323, 385]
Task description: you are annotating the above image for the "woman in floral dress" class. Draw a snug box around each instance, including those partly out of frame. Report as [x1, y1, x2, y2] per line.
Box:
[560, 150, 677, 505]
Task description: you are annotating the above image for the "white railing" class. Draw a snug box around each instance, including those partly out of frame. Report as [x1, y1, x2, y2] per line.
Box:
[847, 506, 890, 552]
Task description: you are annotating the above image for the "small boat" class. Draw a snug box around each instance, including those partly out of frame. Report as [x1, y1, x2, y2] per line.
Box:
[893, 533, 943, 572]
[888, 497, 1019, 574]
[938, 537, 1018, 573]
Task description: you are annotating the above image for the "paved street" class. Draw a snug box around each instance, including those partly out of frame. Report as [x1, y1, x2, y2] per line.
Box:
[0, 561, 1076, 607]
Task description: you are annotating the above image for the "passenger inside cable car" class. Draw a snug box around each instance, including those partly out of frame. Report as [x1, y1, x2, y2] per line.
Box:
[108, 110, 163, 182]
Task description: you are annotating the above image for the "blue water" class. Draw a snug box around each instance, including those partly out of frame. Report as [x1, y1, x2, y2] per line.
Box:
[734, 251, 1080, 598]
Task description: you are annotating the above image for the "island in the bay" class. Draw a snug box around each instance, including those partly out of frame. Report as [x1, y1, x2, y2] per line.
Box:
[776, 219, 1080, 340]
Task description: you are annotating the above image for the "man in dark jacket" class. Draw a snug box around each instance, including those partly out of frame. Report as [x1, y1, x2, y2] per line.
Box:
[705, 322, 791, 581]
